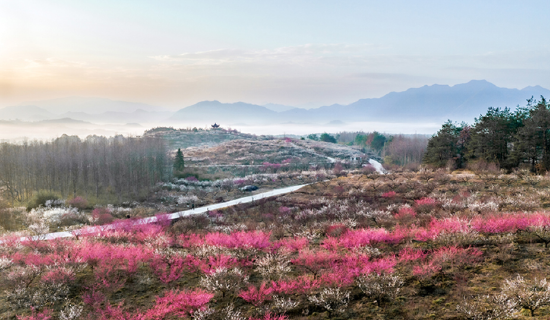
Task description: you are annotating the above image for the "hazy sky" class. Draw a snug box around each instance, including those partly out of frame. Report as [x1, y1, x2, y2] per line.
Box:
[1, 0, 549, 109]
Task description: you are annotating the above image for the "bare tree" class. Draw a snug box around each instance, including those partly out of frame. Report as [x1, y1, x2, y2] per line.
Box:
[501, 275, 550, 317]
[356, 272, 403, 307]
[0, 134, 169, 204]
[456, 294, 517, 320]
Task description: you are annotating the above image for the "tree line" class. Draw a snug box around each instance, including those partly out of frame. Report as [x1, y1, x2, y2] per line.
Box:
[424, 97, 550, 171]
[0, 134, 169, 204]
[337, 131, 428, 167]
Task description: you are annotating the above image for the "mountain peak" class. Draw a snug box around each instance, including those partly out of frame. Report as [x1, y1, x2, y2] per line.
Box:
[193, 100, 221, 106]
[522, 85, 547, 91]
[453, 79, 497, 89]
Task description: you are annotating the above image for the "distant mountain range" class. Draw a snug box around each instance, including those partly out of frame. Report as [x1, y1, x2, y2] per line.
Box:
[263, 103, 299, 112]
[2, 81, 549, 125]
[0, 97, 172, 123]
[170, 80, 550, 125]
[18, 96, 167, 114]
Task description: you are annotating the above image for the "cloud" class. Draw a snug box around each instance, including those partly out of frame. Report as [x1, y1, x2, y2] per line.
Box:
[148, 46, 550, 84]
[150, 43, 380, 66]
[24, 58, 86, 68]
[2, 43, 550, 108]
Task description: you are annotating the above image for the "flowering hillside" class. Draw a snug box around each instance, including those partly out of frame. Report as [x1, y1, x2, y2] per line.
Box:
[143, 127, 262, 150]
[184, 138, 364, 167]
[4, 169, 550, 319]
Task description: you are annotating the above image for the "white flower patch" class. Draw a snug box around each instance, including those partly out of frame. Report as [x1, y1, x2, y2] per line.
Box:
[30, 206, 79, 223]
[177, 195, 199, 204]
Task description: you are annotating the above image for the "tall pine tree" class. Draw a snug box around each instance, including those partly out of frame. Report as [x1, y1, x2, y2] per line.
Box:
[173, 148, 185, 172]
[467, 107, 526, 169]
[423, 121, 469, 168]
[513, 97, 550, 172]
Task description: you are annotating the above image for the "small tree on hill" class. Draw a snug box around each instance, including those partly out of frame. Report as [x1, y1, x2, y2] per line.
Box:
[367, 131, 387, 152]
[174, 148, 185, 172]
[307, 134, 319, 141]
[354, 134, 368, 146]
[320, 133, 337, 143]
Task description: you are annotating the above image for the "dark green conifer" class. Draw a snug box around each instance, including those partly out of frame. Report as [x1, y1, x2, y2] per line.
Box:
[174, 148, 185, 172]
[423, 121, 468, 168]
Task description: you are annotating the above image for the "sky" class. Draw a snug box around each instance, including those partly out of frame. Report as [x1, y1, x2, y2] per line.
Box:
[1, 0, 549, 110]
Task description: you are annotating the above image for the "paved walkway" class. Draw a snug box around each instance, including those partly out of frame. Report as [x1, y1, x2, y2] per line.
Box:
[28, 184, 309, 241]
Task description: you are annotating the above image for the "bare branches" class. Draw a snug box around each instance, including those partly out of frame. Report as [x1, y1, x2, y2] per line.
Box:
[0, 136, 168, 203]
[456, 294, 517, 320]
[356, 273, 403, 307]
[501, 275, 550, 317]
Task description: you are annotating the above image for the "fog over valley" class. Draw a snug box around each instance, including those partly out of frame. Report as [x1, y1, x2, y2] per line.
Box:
[1, 80, 546, 140]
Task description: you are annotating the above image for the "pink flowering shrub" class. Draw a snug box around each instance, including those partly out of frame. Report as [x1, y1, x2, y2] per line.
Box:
[471, 213, 542, 234]
[234, 179, 247, 185]
[150, 254, 191, 283]
[291, 250, 340, 278]
[398, 247, 427, 263]
[431, 246, 483, 267]
[382, 191, 397, 198]
[271, 276, 321, 294]
[144, 289, 214, 320]
[92, 208, 114, 225]
[67, 196, 89, 209]
[202, 231, 272, 250]
[153, 213, 172, 230]
[429, 217, 470, 235]
[413, 262, 441, 280]
[322, 228, 405, 250]
[415, 197, 437, 213]
[239, 282, 273, 306]
[16, 308, 52, 320]
[336, 255, 397, 279]
[41, 267, 75, 284]
[394, 206, 417, 219]
[278, 206, 291, 215]
[325, 224, 349, 237]
[199, 254, 241, 274]
[282, 158, 293, 164]
[273, 237, 309, 251]
[320, 271, 355, 286]
[83, 289, 105, 306]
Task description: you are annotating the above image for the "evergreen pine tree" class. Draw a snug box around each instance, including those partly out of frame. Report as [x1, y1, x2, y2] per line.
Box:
[174, 148, 185, 172]
[319, 133, 337, 143]
[467, 107, 524, 169]
[423, 121, 468, 168]
[513, 97, 550, 171]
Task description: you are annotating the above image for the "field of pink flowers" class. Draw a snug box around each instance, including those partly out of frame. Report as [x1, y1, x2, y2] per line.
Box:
[4, 169, 550, 319]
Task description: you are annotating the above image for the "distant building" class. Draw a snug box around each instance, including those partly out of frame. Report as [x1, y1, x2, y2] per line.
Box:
[211, 123, 220, 129]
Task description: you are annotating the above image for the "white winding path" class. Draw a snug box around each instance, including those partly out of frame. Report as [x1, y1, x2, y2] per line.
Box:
[368, 159, 387, 174]
[19, 184, 309, 241]
[8, 160, 386, 243]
